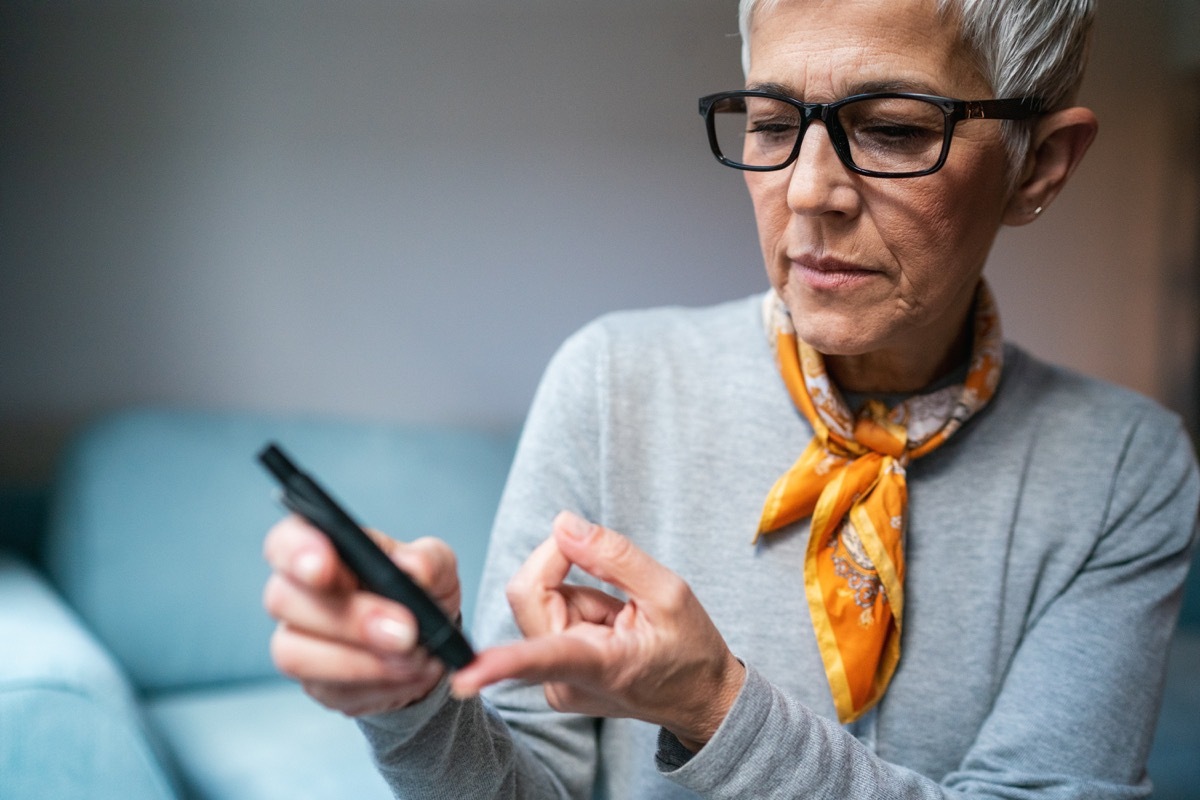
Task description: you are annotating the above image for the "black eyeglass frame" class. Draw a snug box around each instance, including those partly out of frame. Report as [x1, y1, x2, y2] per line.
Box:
[698, 89, 1046, 178]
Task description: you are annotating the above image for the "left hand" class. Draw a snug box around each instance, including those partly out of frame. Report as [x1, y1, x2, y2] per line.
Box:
[450, 511, 745, 752]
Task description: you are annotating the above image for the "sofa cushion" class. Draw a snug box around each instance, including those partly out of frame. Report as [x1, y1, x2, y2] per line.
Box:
[144, 680, 393, 800]
[0, 555, 178, 800]
[2, 688, 180, 800]
[43, 409, 515, 693]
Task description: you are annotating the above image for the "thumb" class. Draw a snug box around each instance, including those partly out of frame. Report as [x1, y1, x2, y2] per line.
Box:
[552, 511, 680, 606]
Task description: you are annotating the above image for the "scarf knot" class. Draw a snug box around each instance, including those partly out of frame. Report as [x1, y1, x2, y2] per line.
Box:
[853, 400, 908, 459]
[756, 282, 1003, 723]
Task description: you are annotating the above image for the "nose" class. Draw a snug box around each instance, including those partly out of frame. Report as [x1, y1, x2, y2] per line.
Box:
[785, 121, 860, 217]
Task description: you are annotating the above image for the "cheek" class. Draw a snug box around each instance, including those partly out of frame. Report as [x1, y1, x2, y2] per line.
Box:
[745, 176, 789, 255]
[890, 194, 960, 269]
[880, 174, 1006, 290]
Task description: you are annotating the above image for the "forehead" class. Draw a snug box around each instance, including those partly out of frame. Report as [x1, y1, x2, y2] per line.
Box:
[746, 0, 990, 99]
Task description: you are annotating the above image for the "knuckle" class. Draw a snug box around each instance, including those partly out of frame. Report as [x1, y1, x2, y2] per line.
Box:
[265, 515, 321, 561]
[544, 686, 574, 713]
[601, 530, 636, 564]
[301, 681, 366, 716]
[269, 626, 304, 678]
[658, 574, 693, 609]
[412, 536, 456, 566]
[261, 576, 289, 620]
[414, 537, 458, 584]
[394, 536, 457, 591]
[299, 681, 341, 711]
[505, 574, 531, 609]
[262, 517, 297, 567]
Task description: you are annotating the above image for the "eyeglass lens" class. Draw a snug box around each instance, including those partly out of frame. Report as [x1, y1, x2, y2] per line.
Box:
[710, 95, 948, 174]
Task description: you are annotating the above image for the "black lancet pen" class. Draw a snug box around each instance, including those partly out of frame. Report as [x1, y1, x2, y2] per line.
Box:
[258, 442, 475, 670]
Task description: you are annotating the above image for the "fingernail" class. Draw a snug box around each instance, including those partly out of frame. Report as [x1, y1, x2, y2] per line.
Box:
[557, 511, 593, 540]
[293, 550, 324, 584]
[368, 616, 417, 652]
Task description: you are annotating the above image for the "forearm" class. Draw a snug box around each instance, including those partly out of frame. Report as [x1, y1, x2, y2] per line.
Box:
[658, 663, 944, 800]
[352, 326, 604, 798]
[658, 664, 1152, 800]
[357, 678, 594, 800]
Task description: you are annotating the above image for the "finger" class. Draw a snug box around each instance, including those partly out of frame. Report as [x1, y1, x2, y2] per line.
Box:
[505, 535, 575, 637]
[263, 515, 358, 593]
[302, 667, 444, 717]
[268, 520, 462, 619]
[551, 511, 684, 608]
[387, 536, 462, 611]
[358, 531, 462, 617]
[559, 585, 625, 627]
[263, 572, 420, 654]
[271, 622, 441, 684]
[449, 631, 607, 698]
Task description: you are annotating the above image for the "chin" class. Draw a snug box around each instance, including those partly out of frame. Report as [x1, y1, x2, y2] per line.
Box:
[792, 319, 881, 357]
[783, 296, 885, 356]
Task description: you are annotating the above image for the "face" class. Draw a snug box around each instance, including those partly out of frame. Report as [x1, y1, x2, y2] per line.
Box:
[745, 0, 1013, 377]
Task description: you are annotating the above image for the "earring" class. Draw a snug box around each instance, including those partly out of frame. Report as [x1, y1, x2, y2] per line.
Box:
[1033, 206, 1043, 217]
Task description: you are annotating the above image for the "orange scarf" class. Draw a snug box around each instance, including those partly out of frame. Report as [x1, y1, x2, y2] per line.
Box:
[756, 281, 1003, 723]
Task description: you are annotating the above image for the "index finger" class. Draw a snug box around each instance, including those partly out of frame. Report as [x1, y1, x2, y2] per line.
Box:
[505, 535, 574, 637]
[449, 631, 605, 699]
[263, 514, 356, 593]
[551, 512, 683, 608]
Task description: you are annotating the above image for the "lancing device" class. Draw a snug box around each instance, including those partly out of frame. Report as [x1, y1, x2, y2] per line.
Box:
[258, 442, 475, 670]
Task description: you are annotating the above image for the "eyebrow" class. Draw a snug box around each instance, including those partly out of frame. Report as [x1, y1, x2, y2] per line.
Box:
[745, 78, 945, 100]
[745, 81, 794, 96]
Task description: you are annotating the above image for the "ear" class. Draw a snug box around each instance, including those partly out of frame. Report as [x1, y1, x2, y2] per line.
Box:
[1002, 106, 1098, 226]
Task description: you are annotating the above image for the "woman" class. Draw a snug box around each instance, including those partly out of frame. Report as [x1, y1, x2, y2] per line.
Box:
[263, 0, 1200, 796]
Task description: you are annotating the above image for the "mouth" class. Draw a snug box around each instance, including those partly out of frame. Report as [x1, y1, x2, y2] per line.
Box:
[788, 254, 880, 291]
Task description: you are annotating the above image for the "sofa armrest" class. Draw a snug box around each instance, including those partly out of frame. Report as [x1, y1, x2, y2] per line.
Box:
[0, 554, 178, 800]
[1148, 627, 1200, 799]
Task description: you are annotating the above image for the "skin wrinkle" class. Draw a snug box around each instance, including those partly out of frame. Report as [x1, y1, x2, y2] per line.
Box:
[745, 0, 1096, 177]
[744, 0, 1013, 393]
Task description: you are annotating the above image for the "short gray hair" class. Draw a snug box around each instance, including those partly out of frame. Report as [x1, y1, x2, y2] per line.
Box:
[736, 0, 1095, 171]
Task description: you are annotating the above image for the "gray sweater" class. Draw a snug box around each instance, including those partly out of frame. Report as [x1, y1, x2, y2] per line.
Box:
[360, 294, 1199, 799]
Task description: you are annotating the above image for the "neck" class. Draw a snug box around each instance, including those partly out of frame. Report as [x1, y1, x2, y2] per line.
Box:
[825, 302, 975, 395]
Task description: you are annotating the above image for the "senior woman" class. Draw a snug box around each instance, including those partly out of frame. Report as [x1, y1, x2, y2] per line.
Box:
[262, 0, 1199, 796]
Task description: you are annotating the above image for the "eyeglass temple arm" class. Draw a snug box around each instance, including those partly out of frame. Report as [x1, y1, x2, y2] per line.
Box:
[965, 97, 1045, 120]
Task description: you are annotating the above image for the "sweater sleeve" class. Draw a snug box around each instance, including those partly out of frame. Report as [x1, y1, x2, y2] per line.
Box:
[355, 322, 613, 799]
[658, 410, 1200, 799]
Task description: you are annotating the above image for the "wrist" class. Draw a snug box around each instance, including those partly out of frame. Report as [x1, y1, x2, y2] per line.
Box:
[669, 654, 746, 752]
[357, 670, 453, 730]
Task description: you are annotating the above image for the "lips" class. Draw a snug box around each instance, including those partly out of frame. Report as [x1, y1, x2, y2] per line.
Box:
[789, 254, 879, 291]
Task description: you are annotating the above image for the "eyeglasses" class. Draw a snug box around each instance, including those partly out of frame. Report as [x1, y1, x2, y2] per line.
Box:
[698, 90, 1044, 178]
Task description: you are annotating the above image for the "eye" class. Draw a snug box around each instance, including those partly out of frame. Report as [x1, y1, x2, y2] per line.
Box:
[748, 117, 800, 145]
[840, 98, 945, 156]
[856, 120, 941, 150]
[741, 96, 802, 147]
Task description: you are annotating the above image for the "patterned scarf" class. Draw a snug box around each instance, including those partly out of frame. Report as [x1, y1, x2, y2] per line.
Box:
[756, 281, 1003, 723]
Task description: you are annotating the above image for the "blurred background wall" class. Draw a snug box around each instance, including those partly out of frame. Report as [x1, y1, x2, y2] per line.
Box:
[2, 0, 1198, 484]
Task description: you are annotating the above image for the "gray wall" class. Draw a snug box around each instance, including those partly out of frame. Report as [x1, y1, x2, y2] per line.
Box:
[2, 0, 1197, 482]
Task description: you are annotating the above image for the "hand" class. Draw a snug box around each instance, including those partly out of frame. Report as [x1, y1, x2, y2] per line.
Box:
[262, 515, 459, 716]
[451, 512, 745, 752]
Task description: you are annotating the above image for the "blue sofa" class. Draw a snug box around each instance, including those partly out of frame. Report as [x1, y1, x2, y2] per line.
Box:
[0, 409, 516, 799]
[1, 408, 1197, 798]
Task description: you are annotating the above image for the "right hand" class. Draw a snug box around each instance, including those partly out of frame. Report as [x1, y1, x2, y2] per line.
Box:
[262, 515, 460, 716]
